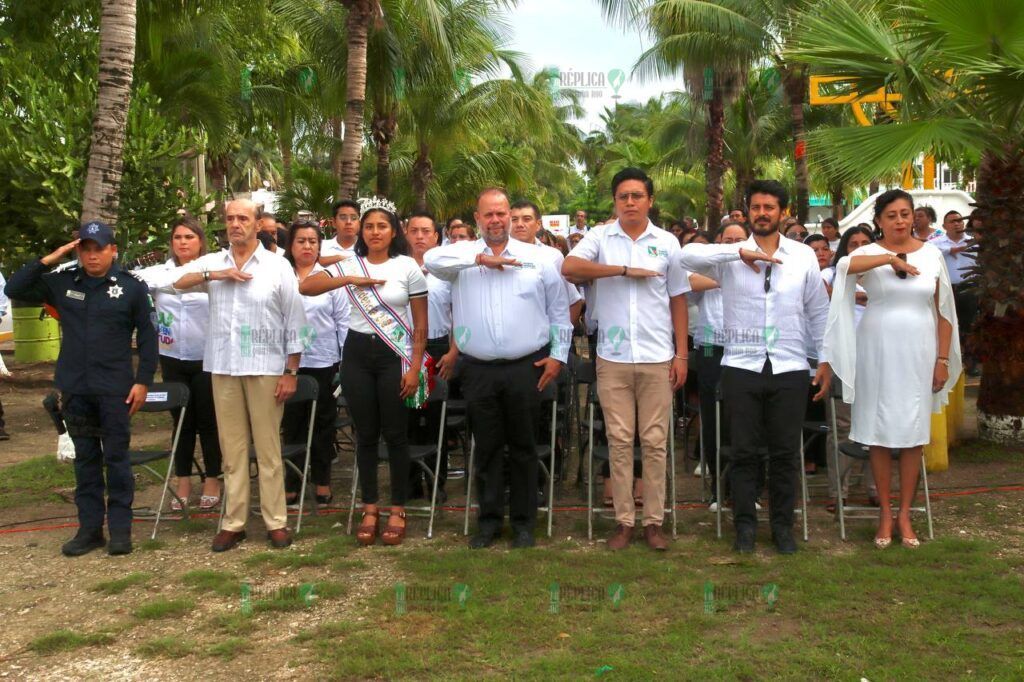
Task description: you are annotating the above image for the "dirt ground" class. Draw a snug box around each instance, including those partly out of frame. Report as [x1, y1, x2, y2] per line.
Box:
[0, 353, 1020, 680]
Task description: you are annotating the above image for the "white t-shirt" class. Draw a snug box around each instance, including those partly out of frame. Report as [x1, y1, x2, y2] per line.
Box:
[331, 255, 428, 336]
[320, 238, 357, 261]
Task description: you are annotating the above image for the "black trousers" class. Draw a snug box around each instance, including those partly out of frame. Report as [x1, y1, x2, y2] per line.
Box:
[62, 393, 134, 530]
[283, 364, 338, 492]
[721, 360, 809, 531]
[159, 355, 222, 478]
[697, 345, 726, 498]
[953, 282, 978, 351]
[341, 331, 409, 506]
[0, 396, 5, 430]
[462, 348, 545, 533]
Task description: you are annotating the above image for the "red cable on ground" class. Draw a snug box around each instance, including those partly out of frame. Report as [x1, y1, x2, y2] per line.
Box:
[2, 484, 1022, 536]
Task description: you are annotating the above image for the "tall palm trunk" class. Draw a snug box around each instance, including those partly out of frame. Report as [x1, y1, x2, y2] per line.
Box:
[975, 144, 1024, 444]
[80, 0, 137, 225]
[829, 183, 845, 220]
[371, 107, 397, 198]
[330, 116, 342, 181]
[411, 142, 433, 213]
[783, 65, 809, 223]
[337, 0, 373, 201]
[704, 85, 726, 228]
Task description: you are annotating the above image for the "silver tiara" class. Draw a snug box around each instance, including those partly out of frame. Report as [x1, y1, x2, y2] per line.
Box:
[358, 196, 398, 218]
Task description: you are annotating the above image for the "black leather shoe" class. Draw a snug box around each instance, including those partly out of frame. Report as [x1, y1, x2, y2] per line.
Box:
[469, 528, 499, 550]
[107, 528, 132, 556]
[511, 529, 535, 549]
[62, 528, 105, 557]
[772, 527, 798, 555]
[733, 526, 755, 554]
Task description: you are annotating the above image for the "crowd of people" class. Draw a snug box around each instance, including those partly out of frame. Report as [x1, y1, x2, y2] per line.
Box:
[3, 168, 973, 557]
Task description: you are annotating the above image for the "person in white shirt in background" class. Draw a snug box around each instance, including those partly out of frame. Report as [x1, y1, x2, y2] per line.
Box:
[912, 205, 943, 241]
[930, 210, 978, 373]
[173, 199, 309, 553]
[319, 199, 360, 267]
[302, 200, 428, 547]
[281, 220, 350, 510]
[820, 217, 841, 252]
[688, 221, 750, 511]
[136, 216, 223, 511]
[404, 211, 459, 503]
[820, 225, 879, 511]
[563, 167, 690, 551]
[510, 200, 584, 328]
[425, 188, 571, 550]
[569, 209, 589, 237]
[680, 179, 831, 555]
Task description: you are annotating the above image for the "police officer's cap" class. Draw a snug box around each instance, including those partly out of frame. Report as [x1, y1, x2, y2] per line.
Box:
[79, 221, 116, 247]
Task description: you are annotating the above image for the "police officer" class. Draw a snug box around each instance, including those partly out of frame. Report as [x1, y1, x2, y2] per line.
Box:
[5, 222, 158, 556]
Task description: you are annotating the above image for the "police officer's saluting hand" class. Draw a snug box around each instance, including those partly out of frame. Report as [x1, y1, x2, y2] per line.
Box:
[5, 222, 159, 558]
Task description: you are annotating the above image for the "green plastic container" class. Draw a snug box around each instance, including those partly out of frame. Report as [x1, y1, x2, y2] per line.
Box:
[12, 306, 61, 362]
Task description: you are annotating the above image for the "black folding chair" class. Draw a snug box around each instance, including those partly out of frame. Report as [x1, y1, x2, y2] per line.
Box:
[127, 382, 190, 539]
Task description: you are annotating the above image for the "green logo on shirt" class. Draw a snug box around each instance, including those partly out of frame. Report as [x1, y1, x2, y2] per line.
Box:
[607, 326, 626, 353]
[299, 325, 317, 351]
[157, 311, 175, 328]
[240, 325, 253, 358]
[454, 326, 472, 348]
[763, 326, 779, 350]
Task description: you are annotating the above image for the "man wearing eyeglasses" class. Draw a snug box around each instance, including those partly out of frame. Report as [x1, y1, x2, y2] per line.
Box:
[679, 179, 831, 555]
[563, 167, 691, 551]
[319, 199, 360, 266]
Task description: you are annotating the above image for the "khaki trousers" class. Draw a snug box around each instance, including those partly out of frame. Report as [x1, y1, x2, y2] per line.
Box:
[212, 374, 287, 532]
[596, 358, 672, 527]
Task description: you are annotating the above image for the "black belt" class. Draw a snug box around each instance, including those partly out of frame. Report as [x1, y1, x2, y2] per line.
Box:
[462, 345, 549, 366]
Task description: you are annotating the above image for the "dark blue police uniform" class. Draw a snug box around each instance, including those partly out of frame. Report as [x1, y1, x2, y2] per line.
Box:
[5, 246, 158, 533]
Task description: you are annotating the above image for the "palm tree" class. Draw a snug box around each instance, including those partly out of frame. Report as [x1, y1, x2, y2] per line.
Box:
[80, 0, 137, 224]
[788, 0, 1024, 443]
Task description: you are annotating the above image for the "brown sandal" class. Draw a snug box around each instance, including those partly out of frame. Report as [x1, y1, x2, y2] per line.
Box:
[356, 509, 379, 546]
[381, 510, 407, 546]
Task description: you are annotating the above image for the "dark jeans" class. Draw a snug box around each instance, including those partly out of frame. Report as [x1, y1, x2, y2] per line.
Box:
[283, 364, 338, 492]
[62, 393, 134, 530]
[159, 355, 222, 479]
[462, 348, 545, 534]
[341, 331, 409, 506]
[0, 396, 5, 430]
[722, 360, 809, 532]
[697, 345, 726, 499]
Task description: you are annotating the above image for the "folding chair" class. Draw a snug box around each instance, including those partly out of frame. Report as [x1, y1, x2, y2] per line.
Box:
[834, 441, 934, 541]
[582, 362, 677, 540]
[714, 383, 810, 541]
[127, 382, 190, 539]
[462, 380, 559, 537]
[346, 377, 449, 538]
[217, 374, 318, 534]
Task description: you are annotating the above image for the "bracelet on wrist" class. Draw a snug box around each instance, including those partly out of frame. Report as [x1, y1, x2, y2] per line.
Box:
[674, 354, 688, 360]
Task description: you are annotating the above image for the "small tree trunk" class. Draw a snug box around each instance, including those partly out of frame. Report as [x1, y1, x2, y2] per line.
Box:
[704, 85, 726, 227]
[81, 0, 137, 226]
[411, 143, 433, 213]
[371, 108, 397, 198]
[975, 145, 1024, 444]
[830, 184, 845, 221]
[869, 178, 880, 195]
[783, 65, 809, 224]
[337, 0, 372, 201]
[330, 116, 342, 182]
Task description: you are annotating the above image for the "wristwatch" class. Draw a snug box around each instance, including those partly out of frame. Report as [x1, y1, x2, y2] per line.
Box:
[936, 358, 950, 367]
[283, 367, 298, 376]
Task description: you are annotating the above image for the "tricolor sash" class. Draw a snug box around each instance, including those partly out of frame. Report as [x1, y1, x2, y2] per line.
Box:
[339, 257, 435, 408]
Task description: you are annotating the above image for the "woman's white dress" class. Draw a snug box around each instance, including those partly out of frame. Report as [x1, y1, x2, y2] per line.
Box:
[824, 242, 961, 448]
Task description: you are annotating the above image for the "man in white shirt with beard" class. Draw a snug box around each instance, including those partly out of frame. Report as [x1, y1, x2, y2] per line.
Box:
[680, 180, 831, 555]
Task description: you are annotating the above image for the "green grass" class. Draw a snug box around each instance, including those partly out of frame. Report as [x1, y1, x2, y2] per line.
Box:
[250, 581, 345, 613]
[133, 597, 194, 620]
[28, 630, 114, 654]
[244, 534, 356, 569]
[136, 636, 196, 658]
[207, 612, 258, 636]
[0, 456, 75, 510]
[179, 569, 240, 597]
[293, 535, 1024, 680]
[951, 439, 1024, 464]
[205, 637, 251, 660]
[91, 571, 152, 595]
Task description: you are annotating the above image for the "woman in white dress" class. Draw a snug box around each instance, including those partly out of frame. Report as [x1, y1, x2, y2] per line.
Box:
[825, 190, 960, 549]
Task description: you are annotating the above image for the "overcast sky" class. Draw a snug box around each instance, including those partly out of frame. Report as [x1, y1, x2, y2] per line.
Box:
[507, 0, 687, 134]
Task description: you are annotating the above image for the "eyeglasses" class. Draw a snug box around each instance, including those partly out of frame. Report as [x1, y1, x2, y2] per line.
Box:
[615, 192, 648, 202]
[764, 263, 773, 293]
[335, 215, 359, 223]
[895, 252, 908, 279]
[790, 231, 808, 239]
